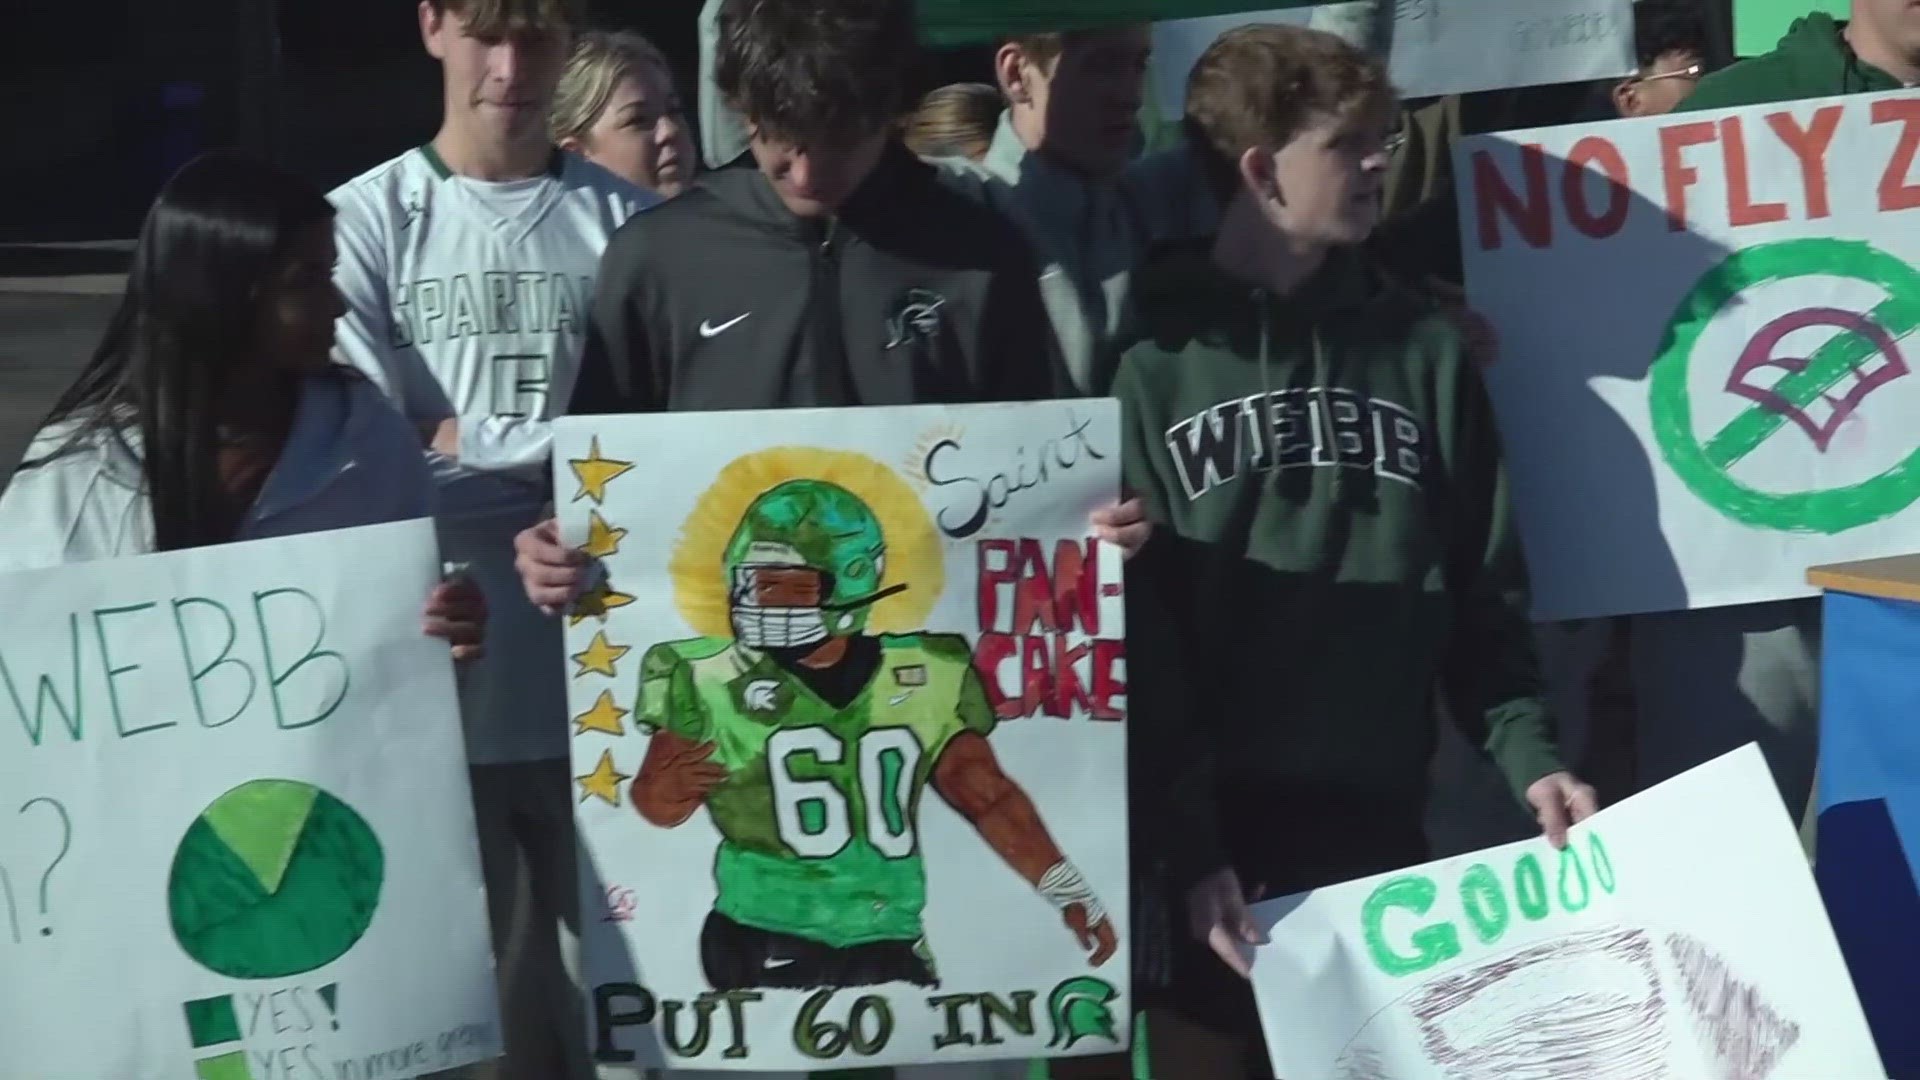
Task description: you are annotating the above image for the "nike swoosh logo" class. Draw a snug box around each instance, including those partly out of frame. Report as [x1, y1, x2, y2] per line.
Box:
[889, 692, 913, 707]
[699, 313, 750, 338]
[763, 956, 796, 969]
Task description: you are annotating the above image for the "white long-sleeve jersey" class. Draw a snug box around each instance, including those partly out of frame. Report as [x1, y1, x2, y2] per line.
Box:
[330, 145, 655, 764]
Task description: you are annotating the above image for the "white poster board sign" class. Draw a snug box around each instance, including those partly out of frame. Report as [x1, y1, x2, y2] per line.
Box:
[555, 401, 1130, 1072]
[1459, 90, 1920, 619]
[1151, 0, 1633, 112]
[1249, 744, 1884, 1079]
[0, 519, 501, 1080]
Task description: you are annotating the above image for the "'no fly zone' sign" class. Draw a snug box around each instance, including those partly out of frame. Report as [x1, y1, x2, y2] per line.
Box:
[1458, 89, 1920, 620]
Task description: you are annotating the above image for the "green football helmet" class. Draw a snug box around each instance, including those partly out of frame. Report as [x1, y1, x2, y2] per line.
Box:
[723, 480, 899, 649]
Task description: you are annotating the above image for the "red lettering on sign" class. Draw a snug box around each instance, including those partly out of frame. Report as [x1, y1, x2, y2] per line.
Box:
[973, 538, 1124, 720]
[1090, 639, 1126, 722]
[1659, 120, 1718, 232]
[1472, 144, 1552, 250]
[973, 633, 1123, 720]
[975, 632, 1020, 718]
[1562, 135, 1631, 239]
[1050, 538, 1102, 637]
[1721, 116, 1789, 227]
[1873, 97, 1920, 212]
[975, 539, 1016, 632]
[1007, 539, 1054, 635]
[1766, 105, 1842, 219]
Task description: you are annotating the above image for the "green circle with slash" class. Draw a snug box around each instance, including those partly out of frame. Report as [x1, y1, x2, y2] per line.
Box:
[1647, 238, 1920, 534]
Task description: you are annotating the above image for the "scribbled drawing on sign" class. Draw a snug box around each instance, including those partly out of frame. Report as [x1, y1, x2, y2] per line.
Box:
[1649, 237, 1920, 534]
[604, 886, 638, 924]
[169, 779, 385, 979]
[627, 447, 1117, 992]
[1333, 927, 1801, 1080]
[1726, 307, 1907, 452]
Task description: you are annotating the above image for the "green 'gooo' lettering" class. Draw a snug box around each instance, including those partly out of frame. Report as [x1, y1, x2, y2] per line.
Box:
[1361, 875, 1462, 977]
[1514, 854, 1550, 921]
[1557, 843, 1591, 913]
[1591, 832, 1616, 894]
[1458, 863, 1510, 944]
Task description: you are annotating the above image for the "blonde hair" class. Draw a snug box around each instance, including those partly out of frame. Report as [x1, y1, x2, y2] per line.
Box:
[902, 83, 1003, 162]
[551, 30, 673, 145]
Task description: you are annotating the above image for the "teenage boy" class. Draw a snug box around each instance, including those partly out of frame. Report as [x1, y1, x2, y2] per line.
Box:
[514, 0, 1148, 603]
[1111, 25, 1595, 1077]
[328, 1, 652, 1076]
[696, 9, 1220, 398]
[512, 7, 1145, 1076]
[935, 28, 1216, 396]
[1612, 0, 1712, 117]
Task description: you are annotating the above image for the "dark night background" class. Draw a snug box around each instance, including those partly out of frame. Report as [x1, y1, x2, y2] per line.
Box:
[0, 0, 996, 242]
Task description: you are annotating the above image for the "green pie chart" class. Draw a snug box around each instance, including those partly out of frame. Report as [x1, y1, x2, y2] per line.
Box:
[169, 779, 385, 979]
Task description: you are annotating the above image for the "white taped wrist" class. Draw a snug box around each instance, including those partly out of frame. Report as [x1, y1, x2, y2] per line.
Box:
[1039, 860, 1108, 927]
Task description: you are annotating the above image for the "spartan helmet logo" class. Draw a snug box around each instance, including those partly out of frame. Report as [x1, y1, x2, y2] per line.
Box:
[1047, 976, 1121, 1049]
[722, 480, 906, 650]
[886, 288, 949, 350]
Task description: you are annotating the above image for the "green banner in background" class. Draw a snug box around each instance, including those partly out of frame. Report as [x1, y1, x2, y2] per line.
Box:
[1735, 0, 1845, 57]
[914, 0, 1315, 45]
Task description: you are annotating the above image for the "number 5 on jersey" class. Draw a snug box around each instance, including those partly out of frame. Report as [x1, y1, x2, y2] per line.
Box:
[490, 353, 550, 418]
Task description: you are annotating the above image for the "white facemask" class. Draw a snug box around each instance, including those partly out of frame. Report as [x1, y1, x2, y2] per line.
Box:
[731, 605, 830, 649]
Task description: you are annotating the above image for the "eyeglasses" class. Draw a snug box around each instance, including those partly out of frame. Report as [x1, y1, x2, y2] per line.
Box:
[1636, 61, 1703, 84]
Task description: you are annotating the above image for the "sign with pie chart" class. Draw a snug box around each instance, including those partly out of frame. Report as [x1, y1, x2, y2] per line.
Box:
[169, 779, 386, 979]
[0, 520, 501, 1080]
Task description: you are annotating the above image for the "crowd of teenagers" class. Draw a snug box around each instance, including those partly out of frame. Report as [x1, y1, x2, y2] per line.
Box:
[0, 0, 1908, 1075]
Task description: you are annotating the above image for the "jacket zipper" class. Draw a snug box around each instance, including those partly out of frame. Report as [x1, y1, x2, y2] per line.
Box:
[809, 219, 856, 406]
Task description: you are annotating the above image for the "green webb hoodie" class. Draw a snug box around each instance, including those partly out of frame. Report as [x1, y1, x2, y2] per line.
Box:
[1115, 244, 1564, 891]
[1682, 12, 1906, 112]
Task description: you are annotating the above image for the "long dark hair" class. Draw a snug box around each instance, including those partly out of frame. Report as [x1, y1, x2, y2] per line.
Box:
[33, 151, 337, 551]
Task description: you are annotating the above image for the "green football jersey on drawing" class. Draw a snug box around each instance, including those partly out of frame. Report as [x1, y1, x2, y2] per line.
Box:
[637, 632, 994, 948]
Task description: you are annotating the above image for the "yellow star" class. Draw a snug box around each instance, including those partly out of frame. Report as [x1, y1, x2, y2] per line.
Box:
[572, 630, 632, 679]
[573, 690, 630, 737]
[569, 436, 635, 505]
[575, 750, 630, 806]
[582, 510, 628, 558]
[569, 582, 637, 626]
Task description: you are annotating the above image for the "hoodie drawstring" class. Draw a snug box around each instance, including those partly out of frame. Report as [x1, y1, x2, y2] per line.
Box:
[1312, 324, 1346, 507]
[1259, 287, 1349, 505]
[1255, 288, 1285, 500]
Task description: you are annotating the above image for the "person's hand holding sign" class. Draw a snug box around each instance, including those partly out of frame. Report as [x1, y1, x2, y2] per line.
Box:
[423, 568, 487, 662]
[516, 517, 589, 615]
[1189, 866, 1268, 979]
[1525, 770, 1600, 848]
[1091, 495, 1151, 560]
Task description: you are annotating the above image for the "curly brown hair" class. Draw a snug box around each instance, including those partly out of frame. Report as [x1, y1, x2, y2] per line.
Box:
[1184, 24, 1397, 197]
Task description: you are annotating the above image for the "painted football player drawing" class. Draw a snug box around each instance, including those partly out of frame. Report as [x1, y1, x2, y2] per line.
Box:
[556, 403, 1130, 1072]
[631, 477, 1115, 990]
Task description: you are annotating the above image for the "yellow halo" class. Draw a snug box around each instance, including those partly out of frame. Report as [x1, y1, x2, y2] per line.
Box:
[670, 447, 943, 638]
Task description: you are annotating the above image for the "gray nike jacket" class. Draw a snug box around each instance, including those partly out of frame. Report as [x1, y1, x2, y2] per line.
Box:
[566, 143, 1067, 416]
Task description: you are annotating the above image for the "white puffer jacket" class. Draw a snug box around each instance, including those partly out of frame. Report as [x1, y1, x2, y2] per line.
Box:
[0, 372, 431, 572]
